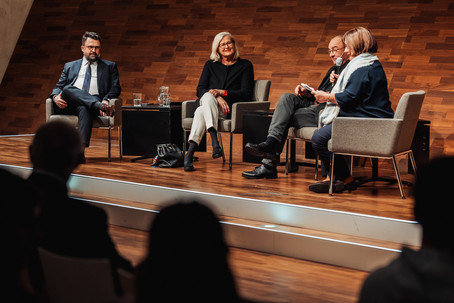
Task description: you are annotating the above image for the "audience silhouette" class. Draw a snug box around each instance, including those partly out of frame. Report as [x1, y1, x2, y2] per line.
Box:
[135, 200, 248, 303]
[0, 168, 42, 302]
[27, 120, 132, 296]
[358, 156, 454, 302]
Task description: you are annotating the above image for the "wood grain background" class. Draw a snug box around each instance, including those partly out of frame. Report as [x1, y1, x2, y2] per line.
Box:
[1, 0, 453, 156]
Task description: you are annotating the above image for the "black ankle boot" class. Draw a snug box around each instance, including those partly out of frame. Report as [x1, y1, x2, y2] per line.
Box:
[184, 141, 197, 171]
[184, 155, 195, 171]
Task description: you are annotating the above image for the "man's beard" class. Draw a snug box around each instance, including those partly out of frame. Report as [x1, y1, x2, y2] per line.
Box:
[87, 53, 98, 63]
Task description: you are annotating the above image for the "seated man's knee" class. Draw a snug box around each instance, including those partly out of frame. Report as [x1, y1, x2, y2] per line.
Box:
[278, 93, 294, 104]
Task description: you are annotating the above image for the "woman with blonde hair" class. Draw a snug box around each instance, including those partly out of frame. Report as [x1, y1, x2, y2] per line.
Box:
[184, 32, 254, 171]
[309, 26, 394, 193]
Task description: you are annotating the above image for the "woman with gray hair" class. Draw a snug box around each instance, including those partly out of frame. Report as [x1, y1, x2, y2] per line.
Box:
[184, 31, 254, 171]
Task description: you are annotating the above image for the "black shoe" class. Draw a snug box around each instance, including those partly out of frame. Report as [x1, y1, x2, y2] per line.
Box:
[245, 142, 279, 160]
[309, 180, 344, 193]
[184, 165, 195, 172]
[212, 146, 223, 159]
[242, 165, 278, 179]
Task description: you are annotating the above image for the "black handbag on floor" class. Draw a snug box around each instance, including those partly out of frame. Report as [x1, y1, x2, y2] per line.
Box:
[152, 143, 184, 168]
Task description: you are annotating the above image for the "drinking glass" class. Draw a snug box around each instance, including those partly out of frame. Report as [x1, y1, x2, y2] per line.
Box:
[158, 86, 170, 107]
[133, 93, 142, 107]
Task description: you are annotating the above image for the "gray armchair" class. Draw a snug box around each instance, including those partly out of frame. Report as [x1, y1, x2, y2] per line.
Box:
[45, 97, 122, 161]
[328, 90, 426, 198]
[285, 124, 321, 180]
[182, 79, 271, 169]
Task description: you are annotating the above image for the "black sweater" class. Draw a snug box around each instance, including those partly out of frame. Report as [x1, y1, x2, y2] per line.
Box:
[194, 58, 254, 114]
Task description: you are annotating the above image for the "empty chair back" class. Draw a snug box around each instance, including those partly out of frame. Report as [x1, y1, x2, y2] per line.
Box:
[38, 247, 116, 303]
[252, 79, 271, 101]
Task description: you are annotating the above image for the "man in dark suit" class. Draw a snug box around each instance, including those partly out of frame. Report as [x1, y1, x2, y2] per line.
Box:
[28, 120, 132, 294]
[50, 31, 121, 149]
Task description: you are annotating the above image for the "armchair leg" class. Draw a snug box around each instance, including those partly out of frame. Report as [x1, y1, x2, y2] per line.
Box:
[108, 125, 111, 162]
[329, 152, 335, 196]
[408, 150, 417, 175]
[392, 154, 406, 199]
[285, 139, 290, 175]
[229, 132, 233, 170]
[119, 126, 122, 160]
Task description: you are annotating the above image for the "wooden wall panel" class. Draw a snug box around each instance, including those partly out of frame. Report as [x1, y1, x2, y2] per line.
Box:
[1, 0, 454, 156]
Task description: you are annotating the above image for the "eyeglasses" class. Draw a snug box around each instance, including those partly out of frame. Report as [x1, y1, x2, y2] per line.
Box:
[219, 41, 233, 49]
[85, 46, 100, 50]
[327, 47, 344, 54]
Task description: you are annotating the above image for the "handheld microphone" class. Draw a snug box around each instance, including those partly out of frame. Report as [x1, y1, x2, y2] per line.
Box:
[335, 57, 343, 74]
[332, 57, 343, 89]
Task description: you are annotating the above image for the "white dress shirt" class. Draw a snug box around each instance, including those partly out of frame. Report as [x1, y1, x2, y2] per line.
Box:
[74, 57, 99, 96]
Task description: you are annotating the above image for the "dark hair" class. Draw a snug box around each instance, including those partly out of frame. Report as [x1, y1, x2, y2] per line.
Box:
[29, 121, 83, 175]
[414, 156, 454, 249]
[136, 200, 239, 303]
[82, 31, 101, 45]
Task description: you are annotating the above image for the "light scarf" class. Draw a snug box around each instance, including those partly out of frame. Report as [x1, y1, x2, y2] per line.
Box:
[319, 53, 379, 127]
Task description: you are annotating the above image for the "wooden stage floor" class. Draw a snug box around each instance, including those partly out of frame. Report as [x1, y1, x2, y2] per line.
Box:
[3, 134, 417, 303]
[0, 134, 416, 222]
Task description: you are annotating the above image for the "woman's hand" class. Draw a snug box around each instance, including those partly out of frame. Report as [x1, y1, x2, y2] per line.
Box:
[216, 96, 230, 115]
[209, 89, 226, 97]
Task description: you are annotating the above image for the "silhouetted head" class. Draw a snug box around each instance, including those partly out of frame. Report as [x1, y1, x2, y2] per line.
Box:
[414, 156, 454, 250]
[137, 200, 239, 303]
[29, 121, 83, 181]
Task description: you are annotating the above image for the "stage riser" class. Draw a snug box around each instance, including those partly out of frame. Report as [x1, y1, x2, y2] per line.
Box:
[2, 164, 422, 244]
[64, 171, 421, 245]
[81, 199, 400, 272]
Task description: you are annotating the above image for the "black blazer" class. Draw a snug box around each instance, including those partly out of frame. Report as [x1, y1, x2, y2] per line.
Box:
[50, 58, 121, 101]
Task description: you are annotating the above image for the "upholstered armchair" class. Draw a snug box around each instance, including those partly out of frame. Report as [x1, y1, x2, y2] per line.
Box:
[45, 97, 122, 161]
[181, 79, 271, 169]
[327, 90, 426, 198]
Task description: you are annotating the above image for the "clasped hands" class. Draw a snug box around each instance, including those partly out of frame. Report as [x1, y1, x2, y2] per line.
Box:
[209, 89, 230, 114]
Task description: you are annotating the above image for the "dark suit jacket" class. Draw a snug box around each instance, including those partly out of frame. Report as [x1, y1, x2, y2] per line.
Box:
[27, 171, 132, 271]
[50, 58, 121, 101]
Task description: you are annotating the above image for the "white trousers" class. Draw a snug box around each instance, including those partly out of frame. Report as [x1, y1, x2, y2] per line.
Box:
[188, 92, 225, 145]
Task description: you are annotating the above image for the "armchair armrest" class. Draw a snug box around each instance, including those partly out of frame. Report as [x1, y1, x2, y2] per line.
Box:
[231, 101, 270, 132]
[108, 98, 122, 127]
[182, 100, 197, 119]
[45, 98, 54, 121]
[329, 117, 404, 157]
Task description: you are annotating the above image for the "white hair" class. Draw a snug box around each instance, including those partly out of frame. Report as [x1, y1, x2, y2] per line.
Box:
[210, 32, 240, 62]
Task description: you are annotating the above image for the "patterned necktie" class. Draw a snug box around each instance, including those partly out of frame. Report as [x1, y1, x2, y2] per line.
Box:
[82, 63, 91, 93]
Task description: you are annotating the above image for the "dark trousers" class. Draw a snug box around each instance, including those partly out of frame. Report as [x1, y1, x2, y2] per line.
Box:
[262, 93, 325, 172]
[54, 86, 101, 147]
[311, 124, 351, 181]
